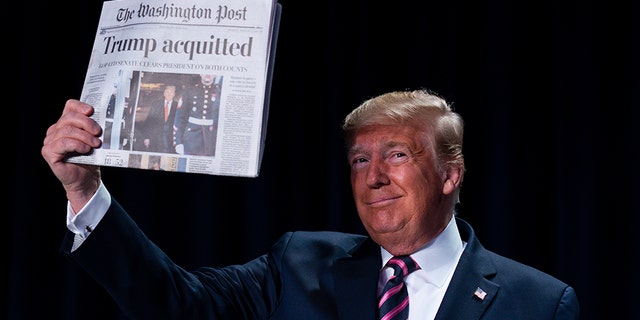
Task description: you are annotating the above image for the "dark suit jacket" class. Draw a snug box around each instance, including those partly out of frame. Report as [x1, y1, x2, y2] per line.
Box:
[62, 199, 579, 319]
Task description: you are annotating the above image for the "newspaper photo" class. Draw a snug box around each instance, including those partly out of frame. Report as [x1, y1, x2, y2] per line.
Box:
[67, 0, 281, 177]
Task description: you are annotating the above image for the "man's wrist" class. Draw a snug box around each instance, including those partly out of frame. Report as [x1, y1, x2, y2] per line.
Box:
[66, 180, 101, 214]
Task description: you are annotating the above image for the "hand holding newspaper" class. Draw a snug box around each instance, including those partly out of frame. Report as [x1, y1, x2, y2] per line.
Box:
[68, 0, 281, 177]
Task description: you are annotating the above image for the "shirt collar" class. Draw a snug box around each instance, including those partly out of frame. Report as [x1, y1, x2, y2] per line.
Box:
[380, 216, 465, 287]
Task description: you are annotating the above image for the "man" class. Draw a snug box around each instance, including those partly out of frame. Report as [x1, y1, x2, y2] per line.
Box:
[146, 84, 179, 153]
[41, 89, 579, 319]
[173, 74, 222, 156]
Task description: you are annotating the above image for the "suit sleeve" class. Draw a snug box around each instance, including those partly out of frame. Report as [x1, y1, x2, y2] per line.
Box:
[61, 198, 283, 320]
[554, 286, 580, 320]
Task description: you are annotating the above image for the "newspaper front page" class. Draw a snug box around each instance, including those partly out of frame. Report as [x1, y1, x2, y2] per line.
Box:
[67, 0, 281, 177]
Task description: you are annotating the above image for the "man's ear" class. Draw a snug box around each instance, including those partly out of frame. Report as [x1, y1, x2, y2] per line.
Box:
[442, 165, 463, 195]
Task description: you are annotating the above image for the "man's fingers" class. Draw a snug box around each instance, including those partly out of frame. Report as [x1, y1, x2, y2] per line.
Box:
[62, 99, 94, 117]
[42, 100, 103, 164]
[59, 100, 102, 135]
[45, 101, 102, 141]
[44, 125, 102, 153]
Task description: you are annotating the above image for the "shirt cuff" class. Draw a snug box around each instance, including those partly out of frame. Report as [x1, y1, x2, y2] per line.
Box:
[66, 181, 111, 241]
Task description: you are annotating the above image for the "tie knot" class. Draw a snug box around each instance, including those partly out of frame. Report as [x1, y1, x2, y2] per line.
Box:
[387, 255, 420, 278]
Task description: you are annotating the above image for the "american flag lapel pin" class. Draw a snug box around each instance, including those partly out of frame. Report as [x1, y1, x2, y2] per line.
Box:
[473, 287, 487, 301]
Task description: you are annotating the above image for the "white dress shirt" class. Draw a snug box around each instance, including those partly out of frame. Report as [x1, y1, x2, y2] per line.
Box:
[378, 216, 466, 320]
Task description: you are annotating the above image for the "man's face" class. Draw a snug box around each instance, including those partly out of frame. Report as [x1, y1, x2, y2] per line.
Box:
[164, 87, 175, 100]
[347, 124, 451, 254]
[201, 74, 215, 85]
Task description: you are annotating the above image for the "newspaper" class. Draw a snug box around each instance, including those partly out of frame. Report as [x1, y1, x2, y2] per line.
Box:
[67, 0, 281, 177]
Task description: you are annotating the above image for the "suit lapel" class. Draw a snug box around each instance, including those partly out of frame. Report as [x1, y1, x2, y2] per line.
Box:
[434, 218, 499, 320]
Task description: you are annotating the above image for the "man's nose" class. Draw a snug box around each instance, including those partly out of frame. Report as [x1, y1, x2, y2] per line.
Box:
[365, 159, 390, 188]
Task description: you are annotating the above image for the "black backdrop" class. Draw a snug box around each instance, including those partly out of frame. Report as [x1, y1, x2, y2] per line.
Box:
[11, 0, 638, 319]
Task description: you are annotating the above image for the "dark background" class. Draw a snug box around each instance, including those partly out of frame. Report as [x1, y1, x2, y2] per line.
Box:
[11, 0, 638, 319]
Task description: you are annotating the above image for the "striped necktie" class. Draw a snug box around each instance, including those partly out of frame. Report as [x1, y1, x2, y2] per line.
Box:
[378, 255, 420, 320]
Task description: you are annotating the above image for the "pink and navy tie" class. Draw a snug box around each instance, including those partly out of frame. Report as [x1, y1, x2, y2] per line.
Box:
[378, 255, 420, 320]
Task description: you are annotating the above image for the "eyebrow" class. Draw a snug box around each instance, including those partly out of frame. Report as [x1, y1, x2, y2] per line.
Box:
[348, 140, 408, 156]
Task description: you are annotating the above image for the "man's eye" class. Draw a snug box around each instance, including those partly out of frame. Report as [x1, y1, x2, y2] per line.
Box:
[351, 157, 368, 165]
